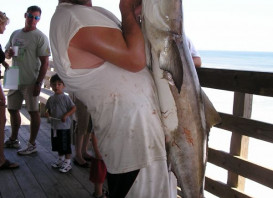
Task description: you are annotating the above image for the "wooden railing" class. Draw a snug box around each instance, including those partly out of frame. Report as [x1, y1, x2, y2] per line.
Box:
[176, 68, 273, 198]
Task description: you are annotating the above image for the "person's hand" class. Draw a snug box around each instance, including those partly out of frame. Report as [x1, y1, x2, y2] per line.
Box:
[120, 0, 142, 18]
[2, 61, 10, 71]
[5, 48, 15, 59]
[61, 115, 67, 123]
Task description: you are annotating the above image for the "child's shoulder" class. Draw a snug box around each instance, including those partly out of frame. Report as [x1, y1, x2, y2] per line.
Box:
[62, 93, 72, 99]
[62, 93, 75, 103]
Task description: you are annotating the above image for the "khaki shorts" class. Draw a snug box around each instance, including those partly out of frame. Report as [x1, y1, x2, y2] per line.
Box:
[73, 96, 92, 135]
[7, 85, 39, 111]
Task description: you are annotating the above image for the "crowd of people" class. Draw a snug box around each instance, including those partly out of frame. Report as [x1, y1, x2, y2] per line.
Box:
[0, 1, 202, 198]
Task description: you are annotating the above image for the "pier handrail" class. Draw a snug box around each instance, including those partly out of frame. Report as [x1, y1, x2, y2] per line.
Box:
[177, 68, 273, 198]
[197, 67, 273, 97]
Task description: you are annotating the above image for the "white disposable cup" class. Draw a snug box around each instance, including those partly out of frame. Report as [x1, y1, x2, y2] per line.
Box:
[12, 46, 19, 56]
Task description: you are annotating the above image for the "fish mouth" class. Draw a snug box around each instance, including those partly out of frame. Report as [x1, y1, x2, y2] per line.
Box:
[159, 39, 184, 93]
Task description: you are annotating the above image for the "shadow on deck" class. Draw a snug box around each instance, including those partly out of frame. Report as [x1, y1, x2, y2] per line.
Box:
[0, 107, 95, 198]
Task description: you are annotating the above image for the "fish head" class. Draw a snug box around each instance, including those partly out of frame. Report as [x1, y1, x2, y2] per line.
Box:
[141, 0, 187, 93]
[142, 0, 183, 34]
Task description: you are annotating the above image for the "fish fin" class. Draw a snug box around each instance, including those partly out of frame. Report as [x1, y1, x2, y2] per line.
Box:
[201, 89, 222, 128]
[159, 39, 183, 92]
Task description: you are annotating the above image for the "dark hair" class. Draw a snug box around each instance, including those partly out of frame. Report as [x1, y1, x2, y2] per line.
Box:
[50, 74, 64, 85]
[27, 6, 42, 15]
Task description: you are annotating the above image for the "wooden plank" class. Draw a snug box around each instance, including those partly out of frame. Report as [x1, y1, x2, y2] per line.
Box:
[33, 124, 94, 196]
[205, 177, 253, 198]
[216, 113, 273, 143]
[208, 148, 273, 189]
[10, 155, 47, 198]
[0, 146, 25, 198]
[197, 68, 273, 97]
[19, 108, 95, 196]
[17, 123, 93, 198]
[35, 125, 94, 195]
[18, 124, 76, 198]
[1, 108, 94, 198]
[228, 93, 252, 190]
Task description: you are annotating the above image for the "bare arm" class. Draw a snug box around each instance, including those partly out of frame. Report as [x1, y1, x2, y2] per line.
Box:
[193, 57, 202, 68]
[33, 56, 49, 96]
[36, 56, 49, 83]
[61, 105, 76, 123]
[69, 0, 146, 72]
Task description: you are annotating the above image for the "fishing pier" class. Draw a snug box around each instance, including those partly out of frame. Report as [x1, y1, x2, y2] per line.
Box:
[0, 66, 273, 198]
[188, 67, 273, 198]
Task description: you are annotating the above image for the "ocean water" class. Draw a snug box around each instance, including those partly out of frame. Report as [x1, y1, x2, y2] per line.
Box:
[200, 50, 273, 72]
[200, 51, 273, 198]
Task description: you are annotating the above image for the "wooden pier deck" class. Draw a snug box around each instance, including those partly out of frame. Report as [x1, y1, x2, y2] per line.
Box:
[1, 67, 273, 198]
[0, 107, 96, 198]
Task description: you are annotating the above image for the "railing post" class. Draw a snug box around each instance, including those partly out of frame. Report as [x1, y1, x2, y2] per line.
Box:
[228, 92, 253, 191]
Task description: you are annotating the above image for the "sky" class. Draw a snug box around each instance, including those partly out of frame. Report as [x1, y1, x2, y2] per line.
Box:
[0, 1, 272, 197]
[0, 0, 273, 52]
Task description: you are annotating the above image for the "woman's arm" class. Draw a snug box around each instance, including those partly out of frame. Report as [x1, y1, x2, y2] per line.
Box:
[69, 0, 146, 72]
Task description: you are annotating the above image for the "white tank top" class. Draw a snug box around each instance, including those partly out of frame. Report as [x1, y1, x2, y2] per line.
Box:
[50, 3, 166, 173]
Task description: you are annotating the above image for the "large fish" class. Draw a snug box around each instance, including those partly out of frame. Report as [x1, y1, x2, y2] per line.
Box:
[141, 0, 221, 197]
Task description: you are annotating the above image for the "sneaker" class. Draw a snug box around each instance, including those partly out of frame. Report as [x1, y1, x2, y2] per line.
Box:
[4, 138, 21, 148]
[51, 159, 64, 168]
[17, 142, 37, 155]
[59, 161, 72, 173]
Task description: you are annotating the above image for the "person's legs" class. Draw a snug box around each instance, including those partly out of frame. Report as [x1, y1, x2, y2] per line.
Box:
[0, 88, 19, 169]
[58, 129, 72, 173]
[28, 111, 40, 145]
[81, 133, 91, 159]
[23, 85, 40, 145]
[107, 170, 139, 198]
[51, 129, 65, 168]
[74, 98, 91, 164]
[6, 89, 23, 143]
[74, 132, 86, 164]
[90, 158, 107, 198]
[17, 86, 39, 155]
[8, 109, 21, 140]
[0, 102, 6, 164]
[94, 183, 104, 198]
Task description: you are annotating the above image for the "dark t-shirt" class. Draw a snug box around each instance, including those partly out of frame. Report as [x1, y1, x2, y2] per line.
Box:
[0, 44, 5, 64]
